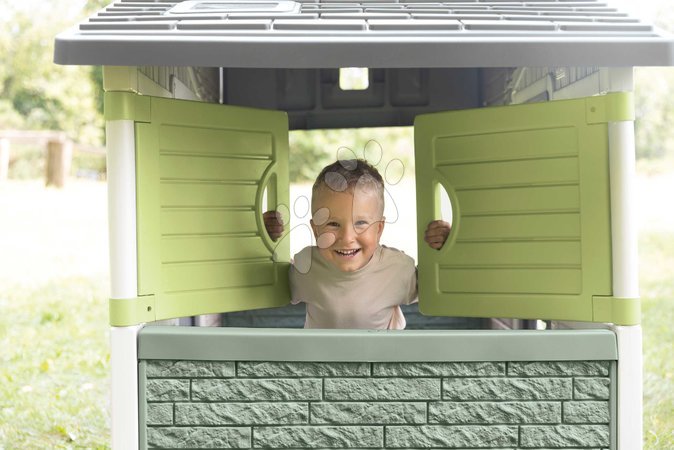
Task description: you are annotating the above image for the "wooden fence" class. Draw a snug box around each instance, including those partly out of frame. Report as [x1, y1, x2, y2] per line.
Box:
[0, 130, 105, 187]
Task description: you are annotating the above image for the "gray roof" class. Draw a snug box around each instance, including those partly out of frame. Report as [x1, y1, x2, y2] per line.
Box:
[54, 0, 674, 67]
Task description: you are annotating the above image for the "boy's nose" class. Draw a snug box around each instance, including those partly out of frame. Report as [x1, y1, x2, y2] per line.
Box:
[339, 224, 356, 243]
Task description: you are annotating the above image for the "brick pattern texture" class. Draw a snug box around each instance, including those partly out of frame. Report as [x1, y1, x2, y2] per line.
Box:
[143, 360, 612, 449]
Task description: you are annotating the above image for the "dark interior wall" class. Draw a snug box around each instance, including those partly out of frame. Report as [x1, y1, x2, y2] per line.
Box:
[218, 303, 486, 330]
[222, 68, 481, 129]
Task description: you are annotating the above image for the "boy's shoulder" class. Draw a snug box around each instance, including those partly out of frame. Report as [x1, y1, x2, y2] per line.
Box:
[379, 245, 415, 267]
[294, 245, 315, 259]
[292, 245, 318, 275]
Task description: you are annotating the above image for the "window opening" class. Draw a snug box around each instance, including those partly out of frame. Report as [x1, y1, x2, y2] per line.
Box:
[287, 127, 416, 261]
[339, 68, 370, 91]
[436, 182, 453, 232]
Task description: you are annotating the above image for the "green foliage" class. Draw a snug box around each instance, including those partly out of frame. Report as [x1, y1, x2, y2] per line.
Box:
[289, 127, 414, 183]
[0, 99, 24, 129]
[90, 65, 105, 120]
[72, 151, 107, 180]
[633, 2, 674, 162]
[0, 0, 105, 145]
[6, 143, 45, 179]
[4, 142, 106, 180]
[634, 68, 674, 160]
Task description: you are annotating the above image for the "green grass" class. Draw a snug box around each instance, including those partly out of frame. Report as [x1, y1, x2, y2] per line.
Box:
[640, 232, 674, 449]
[0, 277, 110, 449]
[0, 180, 111, 449]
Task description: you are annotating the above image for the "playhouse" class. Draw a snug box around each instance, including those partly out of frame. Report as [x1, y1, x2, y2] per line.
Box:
[54, 1, 674, 448]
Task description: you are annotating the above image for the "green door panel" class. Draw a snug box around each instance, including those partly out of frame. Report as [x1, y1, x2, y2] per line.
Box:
[159, 154, 270, 181]
[415, 92, 638, 325]
[161, 236, 270, 263]
[110, 94, 290, 325]
[159, 183, 258, 208]
[158, 125, 273, 157]
[160, 209, 258, 235]
[161, 261, 276, 292]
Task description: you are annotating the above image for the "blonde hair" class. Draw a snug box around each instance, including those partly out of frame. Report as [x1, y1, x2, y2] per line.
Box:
[312, 159, 385, 215]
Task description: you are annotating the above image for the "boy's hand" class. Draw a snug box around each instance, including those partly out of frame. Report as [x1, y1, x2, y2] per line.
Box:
[424, 220, 451, 250]
[263, 211, 284, 242]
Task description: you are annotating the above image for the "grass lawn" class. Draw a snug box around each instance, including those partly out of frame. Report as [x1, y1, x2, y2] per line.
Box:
[0, 181, 110, 449]
[0, 175, 673, 448]
[637, 160, 674, 447]
[641, 232, 674, 448]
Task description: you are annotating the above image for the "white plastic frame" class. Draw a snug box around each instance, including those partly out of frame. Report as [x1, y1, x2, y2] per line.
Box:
[609, 116, 642, 450]
[520, 67, 643, 449]
[107, 120, 141, 450]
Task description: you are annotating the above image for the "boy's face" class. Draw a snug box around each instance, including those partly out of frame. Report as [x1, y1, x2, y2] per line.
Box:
[310, 187, 384, 272]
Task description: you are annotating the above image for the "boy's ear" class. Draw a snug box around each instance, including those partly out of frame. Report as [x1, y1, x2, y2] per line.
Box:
[376, 218, 385, 238]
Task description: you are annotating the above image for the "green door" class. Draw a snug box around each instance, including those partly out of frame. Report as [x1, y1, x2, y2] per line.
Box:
[109, 93, 290, 325]
[415, 93, 638, 325]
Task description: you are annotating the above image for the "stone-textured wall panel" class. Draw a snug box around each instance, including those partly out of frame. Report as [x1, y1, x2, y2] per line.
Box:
[373, 362, 505, 377]
[192, 378, 322, 401]
[428, 401, 561, 424]
[443, 378, 572, 401]
[325, 378, 441, 401]
[147, 403, 174, 426]
[508, 361, 609, 377]
[311, 402, 427, 425]
[574, 378, 611, 400]
[146, 360, 235, 378]
[146, 379, 190, 402]
[175, 402, 308, 425]
[563, 401, 610, 424]
[142, 359, 614, 449]
[520, 424, 610, 448]
[385, 425, 518, 448]
[146, 426, 250, 449]
[238, 361, 370, 378]
[253, 425, 383, 448]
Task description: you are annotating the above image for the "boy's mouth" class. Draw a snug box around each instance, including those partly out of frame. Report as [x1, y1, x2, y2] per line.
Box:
[335, 248, 361, 257]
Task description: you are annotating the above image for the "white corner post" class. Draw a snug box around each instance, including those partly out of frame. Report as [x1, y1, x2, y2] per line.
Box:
[607, 71, 642, 449]
[107, 120, 141, 450]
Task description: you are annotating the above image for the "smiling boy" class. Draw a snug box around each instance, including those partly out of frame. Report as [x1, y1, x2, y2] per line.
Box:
[266, 159, 450, 329]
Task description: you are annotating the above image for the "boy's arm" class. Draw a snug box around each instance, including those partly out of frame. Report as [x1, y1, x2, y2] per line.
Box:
[262, 210, 284, 242]
[424, 220, 451, 249]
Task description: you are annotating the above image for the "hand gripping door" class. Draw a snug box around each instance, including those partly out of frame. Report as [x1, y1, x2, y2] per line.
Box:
[110, 94, 290, 325]
[415, 93, 638, 324]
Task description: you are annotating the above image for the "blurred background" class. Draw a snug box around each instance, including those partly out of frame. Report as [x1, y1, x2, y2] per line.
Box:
[1, 0, 673, 447]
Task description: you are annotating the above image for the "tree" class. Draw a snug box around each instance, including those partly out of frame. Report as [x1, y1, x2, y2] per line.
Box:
[289, 127, 414, 183]
[632, 1, 674, 160]
[634, 68, 674, 160]
[0, 0, 108, 144]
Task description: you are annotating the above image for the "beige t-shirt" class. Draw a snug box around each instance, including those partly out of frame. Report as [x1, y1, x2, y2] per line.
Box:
[289, 245, 418, 329]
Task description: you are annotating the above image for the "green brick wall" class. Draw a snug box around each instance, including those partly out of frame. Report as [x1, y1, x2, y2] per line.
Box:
[140, 359, 613, 449]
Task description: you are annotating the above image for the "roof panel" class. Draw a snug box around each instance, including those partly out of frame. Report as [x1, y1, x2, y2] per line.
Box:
[54, 0, 674, 67]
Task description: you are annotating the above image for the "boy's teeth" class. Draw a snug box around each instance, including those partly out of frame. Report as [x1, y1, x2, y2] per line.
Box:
[336, 249, 359, 256]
